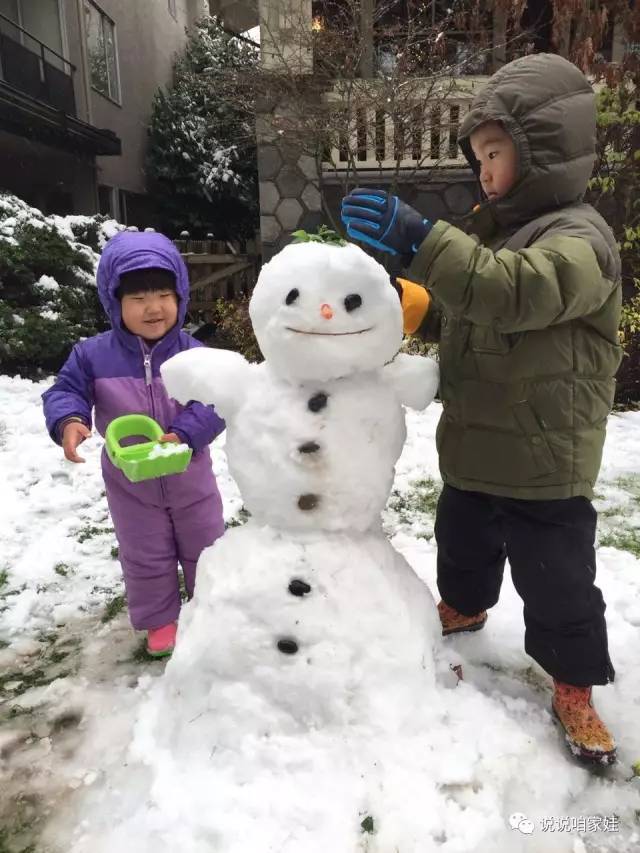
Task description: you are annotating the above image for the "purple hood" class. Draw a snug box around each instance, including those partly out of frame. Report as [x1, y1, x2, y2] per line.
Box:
[97, 231, 191, 349]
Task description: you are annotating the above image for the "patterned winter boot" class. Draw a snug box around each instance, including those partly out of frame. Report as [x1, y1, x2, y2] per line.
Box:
[552, 680, 617, 766]
[437, 600, 487, 637]
[146, 622, 177, 658]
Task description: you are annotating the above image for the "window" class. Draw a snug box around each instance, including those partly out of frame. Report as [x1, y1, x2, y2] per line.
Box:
[0, 0, 64, 60]
[168, 0, 177, 20]
[84, 0, 120, 102]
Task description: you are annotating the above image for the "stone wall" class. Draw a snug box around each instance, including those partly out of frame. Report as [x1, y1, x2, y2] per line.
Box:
[257, 130, 325, 259]
[257, 127, 480, 262]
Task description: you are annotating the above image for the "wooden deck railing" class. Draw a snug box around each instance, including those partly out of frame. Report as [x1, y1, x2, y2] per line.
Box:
[322, 76, 489, 172]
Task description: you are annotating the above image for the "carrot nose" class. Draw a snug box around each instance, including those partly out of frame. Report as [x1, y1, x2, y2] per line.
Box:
[320, 303, 333, 319]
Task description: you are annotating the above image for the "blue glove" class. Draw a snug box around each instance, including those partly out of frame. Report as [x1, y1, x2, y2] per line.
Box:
[341, 189, 433, 258]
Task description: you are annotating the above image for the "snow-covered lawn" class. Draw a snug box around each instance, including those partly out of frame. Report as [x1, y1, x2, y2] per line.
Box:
[1, 374, 639, 852]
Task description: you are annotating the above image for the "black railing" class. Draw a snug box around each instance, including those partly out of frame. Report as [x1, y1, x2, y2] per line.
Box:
[0, 11, 76, 115]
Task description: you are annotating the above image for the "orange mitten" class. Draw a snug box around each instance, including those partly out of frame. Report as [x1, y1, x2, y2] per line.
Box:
[396, 277, 431, 335]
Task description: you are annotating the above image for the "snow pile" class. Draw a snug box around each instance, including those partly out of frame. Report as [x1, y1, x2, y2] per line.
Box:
[147, 441, 190, 458]
[0, 378, 640, 851]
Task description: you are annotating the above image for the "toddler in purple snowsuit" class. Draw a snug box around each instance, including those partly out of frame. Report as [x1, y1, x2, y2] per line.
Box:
[42, 231, 225, 654]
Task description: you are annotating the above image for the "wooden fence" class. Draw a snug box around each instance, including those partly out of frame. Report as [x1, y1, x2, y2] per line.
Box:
[173, 236, 260, 314]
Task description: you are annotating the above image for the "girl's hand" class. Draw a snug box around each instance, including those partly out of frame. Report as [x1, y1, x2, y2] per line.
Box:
[62, 422, 92, 463]
[159, 432, 181, 443]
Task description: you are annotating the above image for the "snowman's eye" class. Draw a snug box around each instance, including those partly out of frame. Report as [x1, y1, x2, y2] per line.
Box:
[344, 294, 362, 312]
[285, 288, 299, 305]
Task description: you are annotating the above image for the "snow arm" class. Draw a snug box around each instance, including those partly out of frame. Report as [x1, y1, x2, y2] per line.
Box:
[161, 348, 253, 422]
[383, 353, 439, 410]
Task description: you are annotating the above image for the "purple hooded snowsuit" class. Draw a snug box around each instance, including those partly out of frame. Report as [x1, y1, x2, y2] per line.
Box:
[42, 231, 225, 630]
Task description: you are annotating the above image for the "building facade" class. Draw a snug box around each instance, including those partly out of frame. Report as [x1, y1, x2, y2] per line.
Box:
[216, 0, 628, 260]
[0, 0, 207, 221]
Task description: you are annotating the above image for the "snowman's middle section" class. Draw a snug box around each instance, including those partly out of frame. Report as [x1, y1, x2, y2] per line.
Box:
[227, 365, 407, 532]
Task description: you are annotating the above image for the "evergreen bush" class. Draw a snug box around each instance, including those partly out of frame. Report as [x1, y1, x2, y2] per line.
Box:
[0, 193, 122, 377]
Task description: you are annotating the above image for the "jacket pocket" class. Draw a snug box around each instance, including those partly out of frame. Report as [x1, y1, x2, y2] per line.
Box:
[511, 400, 557, 476]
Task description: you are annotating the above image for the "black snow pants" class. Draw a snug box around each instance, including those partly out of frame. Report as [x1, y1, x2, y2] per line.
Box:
[435, 484, 615, 687]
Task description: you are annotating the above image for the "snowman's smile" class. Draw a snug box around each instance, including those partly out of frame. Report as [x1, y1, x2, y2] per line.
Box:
[285, 326, 374, 336]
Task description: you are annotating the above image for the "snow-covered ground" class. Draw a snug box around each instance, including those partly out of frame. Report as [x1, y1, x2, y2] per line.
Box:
[1, 374, 639, 852]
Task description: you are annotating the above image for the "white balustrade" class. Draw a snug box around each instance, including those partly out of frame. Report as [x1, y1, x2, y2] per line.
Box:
[322, 77, 488, 172]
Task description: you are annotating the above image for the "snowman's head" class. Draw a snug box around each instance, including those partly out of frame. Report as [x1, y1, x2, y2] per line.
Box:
[250, 241, 402, 381]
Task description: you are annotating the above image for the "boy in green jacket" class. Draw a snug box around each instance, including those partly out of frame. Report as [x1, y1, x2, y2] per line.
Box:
[342, 53, 621, 765]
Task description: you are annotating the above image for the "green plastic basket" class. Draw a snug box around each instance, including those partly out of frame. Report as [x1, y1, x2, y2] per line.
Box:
[105, 414, 192, 483]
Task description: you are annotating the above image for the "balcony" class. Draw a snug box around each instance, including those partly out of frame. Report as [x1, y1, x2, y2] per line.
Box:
[0, 12, 75, 114]
[322, 77, 487, 175]
[0, 11, 120, 156]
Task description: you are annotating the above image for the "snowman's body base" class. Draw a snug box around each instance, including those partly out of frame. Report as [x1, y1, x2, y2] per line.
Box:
[129, 523, 441, 852]
[152, 523, 438, 740]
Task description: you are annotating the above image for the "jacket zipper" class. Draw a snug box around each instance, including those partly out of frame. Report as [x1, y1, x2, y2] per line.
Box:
[140, 342, 167, 500]
[143, 352, 152, 386]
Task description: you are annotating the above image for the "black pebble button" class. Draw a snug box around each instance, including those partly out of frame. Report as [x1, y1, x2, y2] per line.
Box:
[298, 494, 320, 510]
[308, 392, 328, 412]
[298, 441, 320, 454]
[288, 579, 312, 596]
[277, 638, 299, 654]
[344, 293, 362, 312]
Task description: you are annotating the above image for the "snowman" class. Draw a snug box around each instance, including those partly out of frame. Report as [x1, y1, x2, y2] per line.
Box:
[119, 235, 444, 853]
[162, 237, 439, 533]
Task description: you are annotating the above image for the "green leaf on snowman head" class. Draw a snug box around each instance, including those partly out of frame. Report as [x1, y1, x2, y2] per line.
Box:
[291, 225, 347, 246]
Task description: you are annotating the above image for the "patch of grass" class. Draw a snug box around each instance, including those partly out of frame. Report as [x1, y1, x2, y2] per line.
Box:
[2, 585, 26, 598]
[225, 506, 251, 529]
[76, 523, 114, 543]
[101, 594, 126, 623]
[7, 705, 34, 720]
[179, 572, 188, 603]
[110, 545, 119, 560]
[389, 477, 441, 518]
[53, 563, 70, 577]
[614, 474, 640, 498]
[599, 529, 640, 558]
[599, 505, 629, 519]
[0, 789, 44, 853]
[388, 477, 442, 527]
[0, 827, 37, 853]
[0, 569, 8, 588]
[91, 584, 115, 595]
[0, 668, 54, 697]
[38, 631, 58, 645]
[130, 637, 167, 663]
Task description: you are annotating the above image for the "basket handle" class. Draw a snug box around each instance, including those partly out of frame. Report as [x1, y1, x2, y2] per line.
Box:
[105, 414, 164, 459]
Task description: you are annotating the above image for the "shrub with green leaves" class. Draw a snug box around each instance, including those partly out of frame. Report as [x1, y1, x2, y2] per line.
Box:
[208, 295, 262, 363]
[0, 193, 123, 378]
[588, 74, 640, 406]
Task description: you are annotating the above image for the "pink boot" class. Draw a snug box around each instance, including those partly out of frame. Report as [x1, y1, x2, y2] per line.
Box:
[146, 622, 177, 658]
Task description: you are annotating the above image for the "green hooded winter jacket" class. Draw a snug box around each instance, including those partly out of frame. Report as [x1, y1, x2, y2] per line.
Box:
[408, 53, 622, 500]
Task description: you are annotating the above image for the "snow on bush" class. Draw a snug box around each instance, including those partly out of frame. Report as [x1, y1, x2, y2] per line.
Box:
[146, 15, 258, 238]
[0, 193, 124, 378]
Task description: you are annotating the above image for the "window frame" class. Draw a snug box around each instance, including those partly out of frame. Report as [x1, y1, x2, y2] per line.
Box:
[84, 0, 121, 105]
[1, 0, 67, 61]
